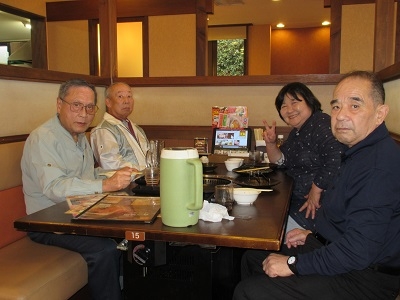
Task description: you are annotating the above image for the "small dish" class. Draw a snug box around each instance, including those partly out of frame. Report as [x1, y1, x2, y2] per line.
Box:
[202, 163, 217, 173]
[233, 188, 261, 205]
[225, 160, 241, 171]
[227, 157, 244, 166]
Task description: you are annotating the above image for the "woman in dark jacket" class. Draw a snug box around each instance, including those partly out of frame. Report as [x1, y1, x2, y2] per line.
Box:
[263, 82, 345, 232]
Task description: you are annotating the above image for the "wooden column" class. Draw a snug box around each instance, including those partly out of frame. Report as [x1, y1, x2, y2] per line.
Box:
[99, 0, 117, 79]
[329, 0, 342, 74]
[396, 2, 400, 63]
[374, 0, 395, 71]
[31, 18, 48, 69]
[196, 0, 209, 76]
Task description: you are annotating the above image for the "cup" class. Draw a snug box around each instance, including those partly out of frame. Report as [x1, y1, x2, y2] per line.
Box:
[214, 184, 234, 211]
[144, 167, 160, 186]
[248, 150, 262, 165]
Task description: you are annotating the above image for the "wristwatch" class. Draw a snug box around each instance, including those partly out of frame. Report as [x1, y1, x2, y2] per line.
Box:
[287, 255, 299, 275]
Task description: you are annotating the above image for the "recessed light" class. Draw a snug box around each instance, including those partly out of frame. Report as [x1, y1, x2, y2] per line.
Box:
[322, 21, 331, 26]
[276, 23, 285, 28]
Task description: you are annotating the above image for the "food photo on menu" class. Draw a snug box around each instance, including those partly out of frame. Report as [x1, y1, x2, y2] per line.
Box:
[67, 194, 160, 224]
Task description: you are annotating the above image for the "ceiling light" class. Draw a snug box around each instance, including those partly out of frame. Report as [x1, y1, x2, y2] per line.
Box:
[322, 21, 331, 26]
[276, 23, 285, 28]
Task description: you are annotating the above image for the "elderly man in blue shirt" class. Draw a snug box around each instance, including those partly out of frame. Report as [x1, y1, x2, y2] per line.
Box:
[21, 79, 133, 300]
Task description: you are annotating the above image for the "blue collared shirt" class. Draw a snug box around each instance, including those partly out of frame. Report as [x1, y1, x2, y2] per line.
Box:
[21, 115, 103, 214]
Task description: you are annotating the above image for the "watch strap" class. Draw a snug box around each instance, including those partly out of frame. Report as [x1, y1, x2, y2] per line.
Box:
[287, 255, 299, 275]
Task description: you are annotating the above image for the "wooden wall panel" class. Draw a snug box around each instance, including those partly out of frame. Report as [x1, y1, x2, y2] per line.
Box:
[271, 27, 330, 75]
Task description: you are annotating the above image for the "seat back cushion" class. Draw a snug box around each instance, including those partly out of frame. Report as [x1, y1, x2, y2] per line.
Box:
[0, 141, 24, 190]
[0, 186, 26, 249]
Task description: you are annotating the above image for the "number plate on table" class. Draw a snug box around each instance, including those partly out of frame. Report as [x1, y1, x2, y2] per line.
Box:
[125, 231, 145, 241]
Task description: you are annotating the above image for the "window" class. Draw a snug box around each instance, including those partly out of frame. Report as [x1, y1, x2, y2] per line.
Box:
[216, 39, 245, 76]
[208, 25, 247, 76]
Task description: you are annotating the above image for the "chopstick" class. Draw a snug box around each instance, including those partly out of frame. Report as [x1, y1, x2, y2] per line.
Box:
[235, 166, 270, 173]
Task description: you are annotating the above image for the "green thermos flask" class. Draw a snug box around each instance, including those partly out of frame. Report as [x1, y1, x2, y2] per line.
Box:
[160, 147, 203, 227]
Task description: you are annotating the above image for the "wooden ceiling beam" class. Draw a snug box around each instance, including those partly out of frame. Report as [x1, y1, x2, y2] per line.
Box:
[324, 0, 375, 7]
[46, 0, 213, 22]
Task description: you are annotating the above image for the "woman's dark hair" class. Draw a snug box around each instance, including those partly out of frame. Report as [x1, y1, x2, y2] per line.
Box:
[275, 82, 322, 121]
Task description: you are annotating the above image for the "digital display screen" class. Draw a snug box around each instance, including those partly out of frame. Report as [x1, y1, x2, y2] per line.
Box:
[211, 128, 252, 154]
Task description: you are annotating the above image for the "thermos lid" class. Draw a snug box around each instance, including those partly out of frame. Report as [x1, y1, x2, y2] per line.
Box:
[161, 147, 199, 159]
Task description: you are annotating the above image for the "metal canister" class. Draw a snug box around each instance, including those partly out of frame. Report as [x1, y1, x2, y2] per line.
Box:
[194, 137, 208, 154]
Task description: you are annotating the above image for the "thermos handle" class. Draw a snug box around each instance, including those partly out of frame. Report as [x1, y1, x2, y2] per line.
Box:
[186, 158, 203, 211]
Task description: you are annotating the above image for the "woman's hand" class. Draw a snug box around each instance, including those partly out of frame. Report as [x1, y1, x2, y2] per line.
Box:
[263, 120, 277, 144]
[299, 183, 323, 219]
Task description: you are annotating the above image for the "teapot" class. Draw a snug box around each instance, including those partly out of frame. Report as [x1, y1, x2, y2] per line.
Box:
[160, 147, 203, 227]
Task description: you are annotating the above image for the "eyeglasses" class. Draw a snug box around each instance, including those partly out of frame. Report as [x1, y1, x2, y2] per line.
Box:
[60, 98, 98, 115]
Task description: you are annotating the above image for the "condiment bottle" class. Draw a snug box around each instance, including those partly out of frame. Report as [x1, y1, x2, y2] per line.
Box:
[277, 135, 284, 148]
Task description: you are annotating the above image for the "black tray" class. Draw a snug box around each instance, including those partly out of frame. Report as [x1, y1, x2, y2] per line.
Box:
[232, 163, 277, 176]
[131, 184, 160, 196]
[233, 176, 280, 189]
[132, 177, 160, 196]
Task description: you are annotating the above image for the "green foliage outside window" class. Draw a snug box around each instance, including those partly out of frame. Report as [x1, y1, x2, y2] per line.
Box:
[217, 39, 244, 76]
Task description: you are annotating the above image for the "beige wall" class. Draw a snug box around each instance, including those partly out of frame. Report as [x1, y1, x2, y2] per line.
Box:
[0, 79, 335, 136]
[0, 80, 105, 136]
[47, 21, 90, 74]
[1, 78, 399, 137]
[148, 14, 196, 77]
[131, 84, 335, 127]
[341, 4, 375, 73]
[383, 80, 400, 135]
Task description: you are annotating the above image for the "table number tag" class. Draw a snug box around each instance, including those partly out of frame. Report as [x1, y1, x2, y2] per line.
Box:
[125, 231, 145, 241]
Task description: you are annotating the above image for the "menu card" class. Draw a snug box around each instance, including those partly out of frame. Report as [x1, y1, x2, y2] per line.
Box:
[212, 106, 248, 129]
[69, 194, 160, 224]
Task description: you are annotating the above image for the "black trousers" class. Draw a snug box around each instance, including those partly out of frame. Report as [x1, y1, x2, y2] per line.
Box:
[28, 232, 122, 300]
[233, 235, 400, 300]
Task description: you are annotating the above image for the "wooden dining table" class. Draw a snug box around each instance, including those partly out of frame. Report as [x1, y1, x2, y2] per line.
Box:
[14, 163, 293, 300]
[14, 164, 293, 251]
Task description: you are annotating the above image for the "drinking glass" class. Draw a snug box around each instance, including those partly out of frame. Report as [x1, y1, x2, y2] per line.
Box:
[214, 184, 234, 211]
[248, 150, 262, 165]
[144, 167, 160, 186]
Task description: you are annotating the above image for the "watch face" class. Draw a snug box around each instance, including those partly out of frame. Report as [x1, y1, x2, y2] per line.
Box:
[288, 256, 296, 264]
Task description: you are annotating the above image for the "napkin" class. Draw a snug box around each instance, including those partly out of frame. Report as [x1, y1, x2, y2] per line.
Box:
[199, 200, 235, 222]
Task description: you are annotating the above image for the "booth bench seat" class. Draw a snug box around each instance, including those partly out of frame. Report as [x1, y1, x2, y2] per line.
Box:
[0, 185, 88, 300]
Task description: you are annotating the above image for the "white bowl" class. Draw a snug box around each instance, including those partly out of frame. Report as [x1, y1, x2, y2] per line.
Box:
[233, 188, 261, 205]
[224, 160, 241, 171]
[227, 158, 244, 166]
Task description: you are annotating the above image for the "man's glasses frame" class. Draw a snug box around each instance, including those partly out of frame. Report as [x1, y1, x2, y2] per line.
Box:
[60, 98, 98, 115]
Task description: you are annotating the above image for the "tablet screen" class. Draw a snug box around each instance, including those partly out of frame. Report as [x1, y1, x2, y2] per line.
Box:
[211, 128, 252, 154]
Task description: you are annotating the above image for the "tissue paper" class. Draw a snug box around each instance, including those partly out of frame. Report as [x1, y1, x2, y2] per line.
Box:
[199, 200, 235, 222]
